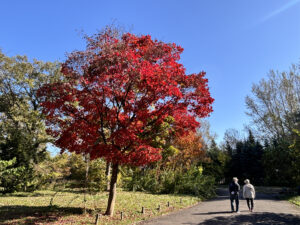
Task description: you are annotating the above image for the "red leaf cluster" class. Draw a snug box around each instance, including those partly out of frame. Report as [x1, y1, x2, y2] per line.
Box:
[38, 31, 214, 166]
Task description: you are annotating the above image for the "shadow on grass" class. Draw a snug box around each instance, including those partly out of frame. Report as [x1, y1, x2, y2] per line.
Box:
[55, 188, 101, 195]
[44, 189, 84, 195]
[197, 212, 300, 225]
[0, 205, 85, 225]
[3, 188, 101, 197]
[2, 192, 55, 198]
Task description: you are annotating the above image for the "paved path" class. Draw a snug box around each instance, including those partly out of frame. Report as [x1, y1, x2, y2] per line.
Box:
[139, 188, 300, 225]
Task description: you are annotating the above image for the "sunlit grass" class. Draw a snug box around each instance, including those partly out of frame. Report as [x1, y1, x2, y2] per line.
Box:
[0, 188, 201, 224]
[288, 196, 300, 207]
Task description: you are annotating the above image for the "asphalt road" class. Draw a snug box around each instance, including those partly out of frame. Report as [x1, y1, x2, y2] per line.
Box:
[139, 187, 300, 225]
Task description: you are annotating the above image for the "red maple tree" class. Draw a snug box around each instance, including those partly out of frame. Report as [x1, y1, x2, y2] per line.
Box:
[38, 29, 214, 216]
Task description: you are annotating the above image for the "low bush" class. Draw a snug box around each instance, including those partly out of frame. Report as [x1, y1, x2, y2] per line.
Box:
[123, 166, 215, 198]
[0, 158, 28, 193]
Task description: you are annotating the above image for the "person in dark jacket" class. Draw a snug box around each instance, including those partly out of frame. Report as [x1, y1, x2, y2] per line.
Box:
[229, 177, 240, 213]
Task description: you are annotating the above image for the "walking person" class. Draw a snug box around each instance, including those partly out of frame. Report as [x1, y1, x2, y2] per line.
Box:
[243, 179, 255, 212]
[229, 177, 240, 213]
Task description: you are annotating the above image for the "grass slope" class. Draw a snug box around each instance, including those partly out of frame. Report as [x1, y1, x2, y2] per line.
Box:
[0, 189, 200, 224]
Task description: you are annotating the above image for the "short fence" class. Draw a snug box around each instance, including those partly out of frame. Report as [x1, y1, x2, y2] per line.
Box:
[95, 198, 183, 224]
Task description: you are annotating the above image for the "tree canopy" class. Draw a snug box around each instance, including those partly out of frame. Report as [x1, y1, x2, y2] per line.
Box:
[245, 64, 300, 140]
[38, 30, 214, 166]
[0, 51, 62, 163]
[37, 28, 214, 215]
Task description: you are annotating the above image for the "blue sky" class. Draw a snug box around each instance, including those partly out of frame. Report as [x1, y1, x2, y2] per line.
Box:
[1, 0, 300, 145]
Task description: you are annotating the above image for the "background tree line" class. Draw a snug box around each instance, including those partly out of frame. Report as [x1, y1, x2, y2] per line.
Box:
[204, 63, 300, 187]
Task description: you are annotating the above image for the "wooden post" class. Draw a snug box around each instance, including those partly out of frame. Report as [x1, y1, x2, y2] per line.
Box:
[167, 201, 170, 207]
[120, 212, 123, 220]
[95, 214, 101, 225]
[141, 206, 145, 214]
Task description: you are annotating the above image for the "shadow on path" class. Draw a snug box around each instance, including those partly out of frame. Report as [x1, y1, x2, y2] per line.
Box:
[196, 212, 300, 225]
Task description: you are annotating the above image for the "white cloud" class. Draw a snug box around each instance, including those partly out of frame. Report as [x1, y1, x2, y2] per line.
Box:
[261, 0, 300, 23]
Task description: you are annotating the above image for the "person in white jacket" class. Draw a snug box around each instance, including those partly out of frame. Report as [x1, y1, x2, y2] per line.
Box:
[243, 179, 255, 212]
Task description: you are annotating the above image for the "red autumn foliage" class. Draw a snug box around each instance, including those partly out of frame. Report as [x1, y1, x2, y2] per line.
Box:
[38, 32, 214, 167]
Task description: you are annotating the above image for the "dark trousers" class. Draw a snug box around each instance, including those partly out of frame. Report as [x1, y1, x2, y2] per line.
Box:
[230, 194, 239, 212]
[246, 198, 254, 210]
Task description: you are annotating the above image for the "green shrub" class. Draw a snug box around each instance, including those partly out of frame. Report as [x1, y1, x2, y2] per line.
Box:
[0, 158, 27, 193]
[174, 166, 215, 198]
[87, 158, 107, 191]
[123, 166, 215, 198]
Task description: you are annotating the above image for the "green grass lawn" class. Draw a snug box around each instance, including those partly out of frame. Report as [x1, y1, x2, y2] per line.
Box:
[0, 189, 201, 225]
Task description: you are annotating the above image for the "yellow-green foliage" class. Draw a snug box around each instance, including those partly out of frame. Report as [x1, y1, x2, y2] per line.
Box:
[163, 145, 179, 159]
[123, 165, 215, 198]
[289, 196, 300, 207]
[37, 153, 108, 191]
[0, 158, 27, 193]
[87, 158, 107, 191]
[36, 153, 71, 187]
[198, 166, 203, 175]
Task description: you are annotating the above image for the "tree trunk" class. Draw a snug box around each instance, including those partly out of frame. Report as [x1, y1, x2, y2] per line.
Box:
[105, 162, 111, 191]
[105, 163, 119, 216]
